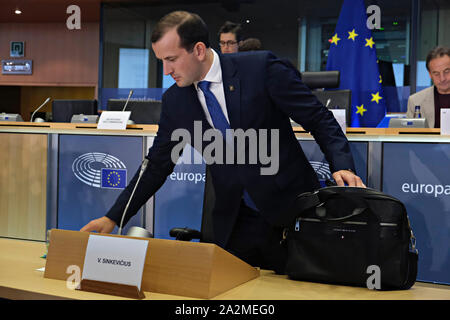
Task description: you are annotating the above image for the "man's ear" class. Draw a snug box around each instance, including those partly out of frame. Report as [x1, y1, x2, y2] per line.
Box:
[193, 42, 207, 60]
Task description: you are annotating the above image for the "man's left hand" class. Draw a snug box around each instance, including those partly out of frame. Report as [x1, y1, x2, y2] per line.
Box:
[332, 170, 366, 188]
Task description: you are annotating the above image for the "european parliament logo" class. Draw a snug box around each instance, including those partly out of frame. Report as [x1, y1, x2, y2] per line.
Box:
[72, 152, 127, 189]
[309, 161, 332, 181]
[101, 168, 126, 189]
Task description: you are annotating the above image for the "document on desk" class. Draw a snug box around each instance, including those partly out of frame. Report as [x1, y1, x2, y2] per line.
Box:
[330, 109, 346, 133]
[441, 109, 450, 135]
[82, 235, 149, 290]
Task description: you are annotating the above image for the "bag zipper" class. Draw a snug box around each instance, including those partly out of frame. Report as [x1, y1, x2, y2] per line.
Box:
[294, 217, 397, 230]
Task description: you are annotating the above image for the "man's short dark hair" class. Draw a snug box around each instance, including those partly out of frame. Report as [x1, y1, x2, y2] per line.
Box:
[239, 38, 263, 51]
[151, 11, 210, 52]
[218, 21, 242, 42]
[426, 46, 450, 71]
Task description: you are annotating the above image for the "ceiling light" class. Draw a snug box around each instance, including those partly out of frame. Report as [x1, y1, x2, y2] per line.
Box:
[15, 9, 22, 14]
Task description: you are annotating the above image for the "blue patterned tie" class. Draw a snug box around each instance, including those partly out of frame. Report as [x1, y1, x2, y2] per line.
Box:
[198, 81, 258, 211]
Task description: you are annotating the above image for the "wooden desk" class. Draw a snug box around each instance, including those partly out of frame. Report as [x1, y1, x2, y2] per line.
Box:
[1, 238, 449, 300]
[0, 121, 159, 135]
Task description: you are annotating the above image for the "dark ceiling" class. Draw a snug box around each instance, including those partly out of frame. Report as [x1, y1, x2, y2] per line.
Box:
[0, 0, 447, 23]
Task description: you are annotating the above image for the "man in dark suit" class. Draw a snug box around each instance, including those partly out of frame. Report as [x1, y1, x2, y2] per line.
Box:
[81, 11, 364, 272]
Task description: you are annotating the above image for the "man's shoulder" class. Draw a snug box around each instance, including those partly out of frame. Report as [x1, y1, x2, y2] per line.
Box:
[220, 50, 296, 79]
[409, 85, 434, 101]
[222, 50, 275, 67]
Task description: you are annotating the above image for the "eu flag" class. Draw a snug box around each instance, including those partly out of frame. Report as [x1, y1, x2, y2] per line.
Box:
[101, 168, 127, 189]
[326, 0, 387, 127]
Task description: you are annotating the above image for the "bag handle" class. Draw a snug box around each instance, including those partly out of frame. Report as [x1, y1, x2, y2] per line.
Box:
[313, 191, 375, 222]
[278, 186, 385, 227]
[318, 186, 404, 204]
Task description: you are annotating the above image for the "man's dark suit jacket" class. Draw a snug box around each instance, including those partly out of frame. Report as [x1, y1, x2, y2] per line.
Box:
[106, 50, 355, 248]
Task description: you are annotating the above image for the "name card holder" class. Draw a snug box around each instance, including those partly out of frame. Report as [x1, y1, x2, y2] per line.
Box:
[77, 279, 145, 299]
[97, 111, 131, 130]
[76, 234, 149, 299]
[45, 229, 260, 299]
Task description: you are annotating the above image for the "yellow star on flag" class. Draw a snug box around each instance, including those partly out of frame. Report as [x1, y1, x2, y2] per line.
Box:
[347, 29, 358, 41]
[365, 37, 375, 49]
[330, 33, 341, 45]
[379, 75, 382, 84]
[356, 104, 367, 116]
[371, 92, 383, 104]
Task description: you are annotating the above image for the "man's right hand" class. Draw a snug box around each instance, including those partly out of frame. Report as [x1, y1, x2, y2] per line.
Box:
[80, 216, 116, 234]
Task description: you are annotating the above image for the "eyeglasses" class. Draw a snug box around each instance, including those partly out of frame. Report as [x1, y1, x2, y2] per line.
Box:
[219, 40, 238, 47]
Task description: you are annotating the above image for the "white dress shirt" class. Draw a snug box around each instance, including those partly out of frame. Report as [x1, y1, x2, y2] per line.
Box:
[194, 49, 230, 128]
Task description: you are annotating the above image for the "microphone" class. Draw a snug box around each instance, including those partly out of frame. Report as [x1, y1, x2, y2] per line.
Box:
[117, 158, 149, 235]
[122, 90, 135, 125]
[122, 90, 134, 112]
[30, 97, 51, 122]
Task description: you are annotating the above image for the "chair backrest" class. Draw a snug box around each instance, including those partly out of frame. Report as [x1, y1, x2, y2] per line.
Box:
[301, 71, 340, 89]
[52, 99, 97, 123]
[300, 71, 352, 125]
[107, 99, 162, 124]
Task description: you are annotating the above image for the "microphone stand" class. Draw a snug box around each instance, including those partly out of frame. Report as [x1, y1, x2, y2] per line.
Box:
[117, 158, 149, 235]
[30, 97, 51, 122]
[122, 90, 134, 112]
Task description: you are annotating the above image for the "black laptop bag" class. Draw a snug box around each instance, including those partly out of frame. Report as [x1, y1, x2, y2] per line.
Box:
[283, 186, 418, 290]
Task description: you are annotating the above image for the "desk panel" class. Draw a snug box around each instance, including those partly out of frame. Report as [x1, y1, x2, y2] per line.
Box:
[0, 132, 47, 241]
[57, 134, 145, 234]
[382, 142, 450, 285]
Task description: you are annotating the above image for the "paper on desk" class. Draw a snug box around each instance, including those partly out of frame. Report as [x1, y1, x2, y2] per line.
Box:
[441, 109, 450, 135]
[330, 109, 346, 133]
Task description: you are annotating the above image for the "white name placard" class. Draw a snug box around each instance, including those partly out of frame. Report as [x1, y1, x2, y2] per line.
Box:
[331, 109, 346, 133]
[97, 111, 131, 130]
[82, 235, 149, 290]
[441, 108, 450, 135]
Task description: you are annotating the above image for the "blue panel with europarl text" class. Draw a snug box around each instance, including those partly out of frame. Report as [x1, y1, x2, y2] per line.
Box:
[382, 142, 450, 285]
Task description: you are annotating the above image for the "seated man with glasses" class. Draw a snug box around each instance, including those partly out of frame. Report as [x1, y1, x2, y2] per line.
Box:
[218, 21, 242, 54]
